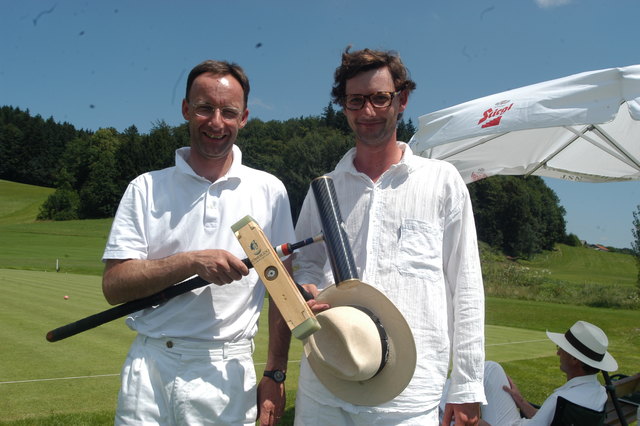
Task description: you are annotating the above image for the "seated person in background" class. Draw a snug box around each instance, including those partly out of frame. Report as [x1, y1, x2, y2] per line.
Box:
[441, 320, 618, 425]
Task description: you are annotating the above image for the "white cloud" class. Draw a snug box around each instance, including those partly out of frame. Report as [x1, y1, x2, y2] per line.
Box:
[535, 0, 572, 8]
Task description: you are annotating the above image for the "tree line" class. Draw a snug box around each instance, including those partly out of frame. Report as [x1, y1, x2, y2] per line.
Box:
[1, 104, 572, 258]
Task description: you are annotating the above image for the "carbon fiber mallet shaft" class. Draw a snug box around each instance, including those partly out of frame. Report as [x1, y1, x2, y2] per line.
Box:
[311, 176, 359, 286]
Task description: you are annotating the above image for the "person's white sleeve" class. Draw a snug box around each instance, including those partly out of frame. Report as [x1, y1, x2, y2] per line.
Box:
[266, 181, 296, 247]
[102, 181, 148, 261]
[293, 188, 328, 287]
[442, 176, 486, 405]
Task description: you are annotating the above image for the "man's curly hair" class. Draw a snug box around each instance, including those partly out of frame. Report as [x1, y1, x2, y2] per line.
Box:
[331, 47, 416, 105]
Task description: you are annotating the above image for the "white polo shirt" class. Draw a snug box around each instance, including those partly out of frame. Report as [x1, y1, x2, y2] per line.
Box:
[103, 145, 295, 341]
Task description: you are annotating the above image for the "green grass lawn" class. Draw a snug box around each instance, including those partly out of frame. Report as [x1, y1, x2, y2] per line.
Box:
[1, 180, 638, 425]
[1, 269, 638, 424]
[0, 219, 111, 276]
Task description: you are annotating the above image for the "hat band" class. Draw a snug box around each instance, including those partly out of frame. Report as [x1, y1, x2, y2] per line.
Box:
[351, 305, 389, 377]
[564, 330, 604, 362]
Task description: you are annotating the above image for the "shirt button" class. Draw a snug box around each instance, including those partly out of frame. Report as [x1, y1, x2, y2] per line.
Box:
[166, 340, 173, 348]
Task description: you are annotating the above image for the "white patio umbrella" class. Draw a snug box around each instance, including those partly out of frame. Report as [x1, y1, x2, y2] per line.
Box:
[409, 65, 640, 184]
[409, 67, 640, 426]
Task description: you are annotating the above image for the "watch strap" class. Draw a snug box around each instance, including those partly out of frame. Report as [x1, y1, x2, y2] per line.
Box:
[263, 369, 286, 383]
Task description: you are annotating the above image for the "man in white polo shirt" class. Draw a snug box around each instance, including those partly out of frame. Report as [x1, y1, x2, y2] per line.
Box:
[102, 60, 295, 425]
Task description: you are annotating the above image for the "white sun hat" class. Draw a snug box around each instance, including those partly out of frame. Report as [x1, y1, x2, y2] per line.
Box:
[304, 280, 417, 406]
[546, 321, 618, 372]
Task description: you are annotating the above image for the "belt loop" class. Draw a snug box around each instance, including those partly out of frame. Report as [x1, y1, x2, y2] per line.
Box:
[223, 341, 229, 359]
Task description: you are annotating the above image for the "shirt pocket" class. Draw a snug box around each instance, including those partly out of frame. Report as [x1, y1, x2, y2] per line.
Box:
[396, 218, 443, 281]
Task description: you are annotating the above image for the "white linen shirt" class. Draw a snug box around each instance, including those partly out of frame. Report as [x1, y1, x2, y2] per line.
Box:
[513, 374, 607, 425]
[293, 142, 486, 413]
[103, 145, 295, 341]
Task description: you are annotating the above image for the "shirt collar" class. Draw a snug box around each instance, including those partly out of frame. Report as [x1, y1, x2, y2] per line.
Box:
[335, 141, 414, 177]
[175, 145, 243, 183]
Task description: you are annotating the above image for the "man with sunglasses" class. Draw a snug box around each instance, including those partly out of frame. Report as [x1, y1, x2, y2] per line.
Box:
[291, 47, 486, 425]
[102, 60, 297, 425]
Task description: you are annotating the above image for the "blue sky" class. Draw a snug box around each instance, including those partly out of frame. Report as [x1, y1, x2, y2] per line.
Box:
[2, 0, 639, 248]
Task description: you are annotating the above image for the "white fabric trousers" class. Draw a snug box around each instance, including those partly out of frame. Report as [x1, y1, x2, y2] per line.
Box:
[115, 334, 256, 426]
[294, 391, 439, 425]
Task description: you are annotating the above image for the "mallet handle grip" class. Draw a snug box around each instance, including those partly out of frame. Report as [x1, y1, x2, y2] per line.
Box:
[46, 279, 206, 342]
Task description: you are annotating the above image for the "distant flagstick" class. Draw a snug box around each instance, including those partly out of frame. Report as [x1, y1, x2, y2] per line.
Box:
[46, 234, 323, 342]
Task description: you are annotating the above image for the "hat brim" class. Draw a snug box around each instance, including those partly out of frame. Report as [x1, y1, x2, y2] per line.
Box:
[304, 280, 417, 406]
[546, 331, 618, 372]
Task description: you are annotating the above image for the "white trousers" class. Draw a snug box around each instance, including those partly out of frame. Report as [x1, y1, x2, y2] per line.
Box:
[293, 391, 439, 426]
[479, 361, 522, 425]
[115, 334, 256, 426]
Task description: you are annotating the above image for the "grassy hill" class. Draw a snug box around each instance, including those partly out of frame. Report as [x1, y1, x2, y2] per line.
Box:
[481, 241, 639, 309]
[0, 179, 54, 225]
[524, 244, 636, 287]
[1, 179, 638, 290]
[0, 180, 111, 275]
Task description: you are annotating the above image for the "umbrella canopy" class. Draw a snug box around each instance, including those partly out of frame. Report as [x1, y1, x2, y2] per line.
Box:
[409, 65, 640, 183]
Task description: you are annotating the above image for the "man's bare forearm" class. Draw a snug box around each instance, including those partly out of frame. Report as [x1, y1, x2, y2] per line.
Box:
[265, 256, 294, 370]
[102, 254, 197, 305]
[103, 249, 250, 305]
[265, 297, 292, 370]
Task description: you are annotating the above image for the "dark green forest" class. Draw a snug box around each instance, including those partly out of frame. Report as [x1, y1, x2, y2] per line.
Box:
[1, 105, 572, 258]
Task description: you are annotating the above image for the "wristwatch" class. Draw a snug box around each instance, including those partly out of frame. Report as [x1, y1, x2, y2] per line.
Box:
[263, 369, 286, 383]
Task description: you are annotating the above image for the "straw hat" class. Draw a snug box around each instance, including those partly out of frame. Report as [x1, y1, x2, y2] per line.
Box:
[304, 280, 417, 406]
[546, 321, 618, 372]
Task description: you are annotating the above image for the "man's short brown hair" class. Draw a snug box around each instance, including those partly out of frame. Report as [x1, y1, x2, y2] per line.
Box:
[185, 60, 250, 109]
[331, 47, 416, 105]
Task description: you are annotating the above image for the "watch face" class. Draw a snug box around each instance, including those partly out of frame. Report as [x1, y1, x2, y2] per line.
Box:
[273, 370, 285, 382]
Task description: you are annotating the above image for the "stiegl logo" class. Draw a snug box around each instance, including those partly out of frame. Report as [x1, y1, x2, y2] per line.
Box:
[478, 100, 514, 128]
